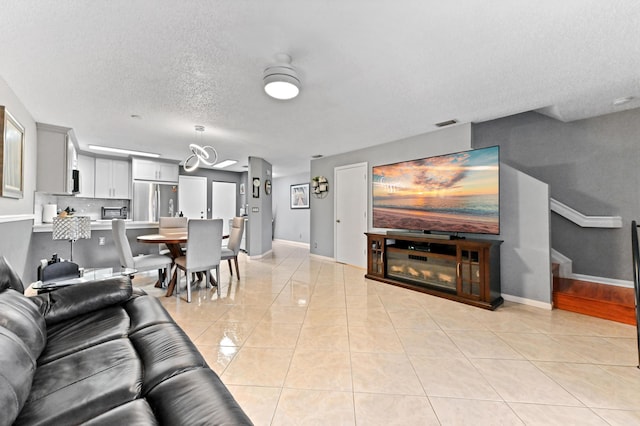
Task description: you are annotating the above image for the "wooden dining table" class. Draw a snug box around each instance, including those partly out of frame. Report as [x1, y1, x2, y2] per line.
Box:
[137, 229, 228, 297]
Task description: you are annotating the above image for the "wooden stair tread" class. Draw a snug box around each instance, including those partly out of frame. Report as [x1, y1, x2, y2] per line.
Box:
[553, 277, 635, 305]
[553, 276, 637, 325]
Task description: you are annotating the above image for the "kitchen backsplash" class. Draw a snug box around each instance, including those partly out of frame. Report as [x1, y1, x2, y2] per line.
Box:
[35, 192, 131, 222]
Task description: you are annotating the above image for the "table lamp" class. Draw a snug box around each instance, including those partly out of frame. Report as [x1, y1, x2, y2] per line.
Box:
[52, 216, 91, 262]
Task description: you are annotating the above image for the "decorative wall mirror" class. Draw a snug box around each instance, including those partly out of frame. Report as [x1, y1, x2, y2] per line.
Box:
[311, 176, 328, 199]
[0, 106, 25, 199]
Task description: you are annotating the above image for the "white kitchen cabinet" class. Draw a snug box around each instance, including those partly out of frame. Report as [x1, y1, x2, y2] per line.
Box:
[36, 123, 77, 194]
[95, 158, 130, 199]
[132, 158, 179, 182]
[76, 154, 95, 198]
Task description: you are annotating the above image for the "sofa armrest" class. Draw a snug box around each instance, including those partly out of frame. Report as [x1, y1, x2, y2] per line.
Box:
[30, 276, 133, 325]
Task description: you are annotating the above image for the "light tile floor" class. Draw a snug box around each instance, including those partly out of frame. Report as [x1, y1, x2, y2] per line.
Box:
[135, 241, 640, 425]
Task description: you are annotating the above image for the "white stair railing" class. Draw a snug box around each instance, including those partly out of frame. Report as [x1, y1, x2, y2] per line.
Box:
[551, 249, 573, 278]
[550, 198, 622, 228]
[550, 199, 629, 286]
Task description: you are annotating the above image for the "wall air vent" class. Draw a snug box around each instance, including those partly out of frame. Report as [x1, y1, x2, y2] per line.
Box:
[435, 119, 458, 127]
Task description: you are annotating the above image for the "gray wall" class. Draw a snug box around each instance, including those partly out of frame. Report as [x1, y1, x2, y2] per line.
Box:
[310, 123, 472, 257]
[248, 157, 273, 256]
[473, 109, 640, 281]
[273, 172, 310, 244]
[0, 221, 34, 279]
[0, 75, 38, 278]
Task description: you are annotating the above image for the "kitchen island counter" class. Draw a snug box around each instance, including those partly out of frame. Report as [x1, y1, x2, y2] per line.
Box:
[33, 220, 159, 233]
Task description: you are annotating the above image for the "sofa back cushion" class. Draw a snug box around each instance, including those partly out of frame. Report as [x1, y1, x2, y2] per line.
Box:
[0, 256, 24, 293]
[0, 289, 47, 358]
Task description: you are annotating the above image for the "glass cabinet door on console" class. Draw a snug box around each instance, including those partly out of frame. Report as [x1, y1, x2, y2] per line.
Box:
[366, 234, 385, 278]
[458, 247, 483, 300]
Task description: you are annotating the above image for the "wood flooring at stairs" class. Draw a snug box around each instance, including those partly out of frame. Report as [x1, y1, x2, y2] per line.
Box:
[553, 276, 636, 325]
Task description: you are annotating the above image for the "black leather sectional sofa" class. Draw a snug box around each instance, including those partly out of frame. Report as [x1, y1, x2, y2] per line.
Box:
[0, 258, 252, 425]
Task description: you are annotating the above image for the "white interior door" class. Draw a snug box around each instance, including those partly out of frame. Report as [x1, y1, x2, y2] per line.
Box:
[335, 162, 368, 268]
[178, 175, 207, 219]
[212, 181, 237, 235]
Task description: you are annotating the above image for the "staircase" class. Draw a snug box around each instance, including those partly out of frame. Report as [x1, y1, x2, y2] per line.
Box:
[552, 269, 636, 325]
[550, 199, 635, 325]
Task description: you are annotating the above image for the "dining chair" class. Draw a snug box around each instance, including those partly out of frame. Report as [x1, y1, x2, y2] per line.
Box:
[174, 219, 223, 302]
[221, 217, 245, 279]
[112, 219, 173, 286]
[158, 216, 188, 255]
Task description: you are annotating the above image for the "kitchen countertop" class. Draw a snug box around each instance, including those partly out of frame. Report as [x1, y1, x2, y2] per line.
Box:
[33, 220, 159, 233]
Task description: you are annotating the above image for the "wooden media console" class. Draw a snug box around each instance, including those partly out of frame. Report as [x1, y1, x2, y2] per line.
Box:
[366, 232, 503, 310]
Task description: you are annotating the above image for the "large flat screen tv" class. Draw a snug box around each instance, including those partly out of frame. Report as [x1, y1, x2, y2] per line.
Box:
[372, 146, 500, 235]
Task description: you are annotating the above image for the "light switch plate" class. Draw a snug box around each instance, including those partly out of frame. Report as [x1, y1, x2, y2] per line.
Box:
[252, 207, 259, 213]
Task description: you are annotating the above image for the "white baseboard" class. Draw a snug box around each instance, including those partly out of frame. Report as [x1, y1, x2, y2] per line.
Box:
[0, 214, 34, 223]
[568, 273, 634, 289]
[309, 253, 335, 262]
[502, 293, 553, 310]
[248, 249, 273, 260]
[273, 239, 310, 249]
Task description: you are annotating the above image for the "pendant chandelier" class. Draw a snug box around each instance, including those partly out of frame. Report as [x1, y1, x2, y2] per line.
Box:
[183, 125, 218, 172]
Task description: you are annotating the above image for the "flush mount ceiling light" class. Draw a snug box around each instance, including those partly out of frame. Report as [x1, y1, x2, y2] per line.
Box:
[613, 96, 634, 106]
[264, 53, 301, 100]
[213, 160, 238, 169]
[88, 145, 160, 158]
[183, 125, 218, 172]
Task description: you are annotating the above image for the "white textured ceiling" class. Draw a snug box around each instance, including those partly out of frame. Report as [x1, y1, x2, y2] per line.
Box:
[1, 1, 639, 176]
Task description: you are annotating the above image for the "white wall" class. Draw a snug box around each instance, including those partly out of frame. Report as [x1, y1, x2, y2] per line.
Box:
[499, 164, 551, 304]
[0, 75, 38, 277]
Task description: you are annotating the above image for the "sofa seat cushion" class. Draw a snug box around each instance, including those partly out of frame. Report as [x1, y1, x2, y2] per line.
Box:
[130, 322, 207, 394]
[147, 369, 253, 425]
[0, 328, 37, 426]
[14, 339, 142, 426]
[124, 295, 175, 333]
[80, 399, 158, 425]
[38, 306, 130, 365]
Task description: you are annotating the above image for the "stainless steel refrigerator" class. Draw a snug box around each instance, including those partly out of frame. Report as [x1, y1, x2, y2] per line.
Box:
[132, 181, 178, 222]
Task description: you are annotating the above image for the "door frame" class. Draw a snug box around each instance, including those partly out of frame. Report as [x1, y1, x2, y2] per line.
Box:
[334, 162, 368, 267]
[178, 175, 208, 219]
[211, 181, 237, 236]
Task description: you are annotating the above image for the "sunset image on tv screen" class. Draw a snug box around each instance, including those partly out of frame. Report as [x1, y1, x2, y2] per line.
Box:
[372, 146, 499, 234]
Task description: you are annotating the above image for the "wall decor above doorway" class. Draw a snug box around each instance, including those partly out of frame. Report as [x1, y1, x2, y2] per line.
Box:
[0, 106, 24, 199]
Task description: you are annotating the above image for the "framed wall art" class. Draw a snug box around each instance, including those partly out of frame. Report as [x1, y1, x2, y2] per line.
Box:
[252, 177, 260, 198]
[290, 183, 309, 209]
[0, 106, 24, 199]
